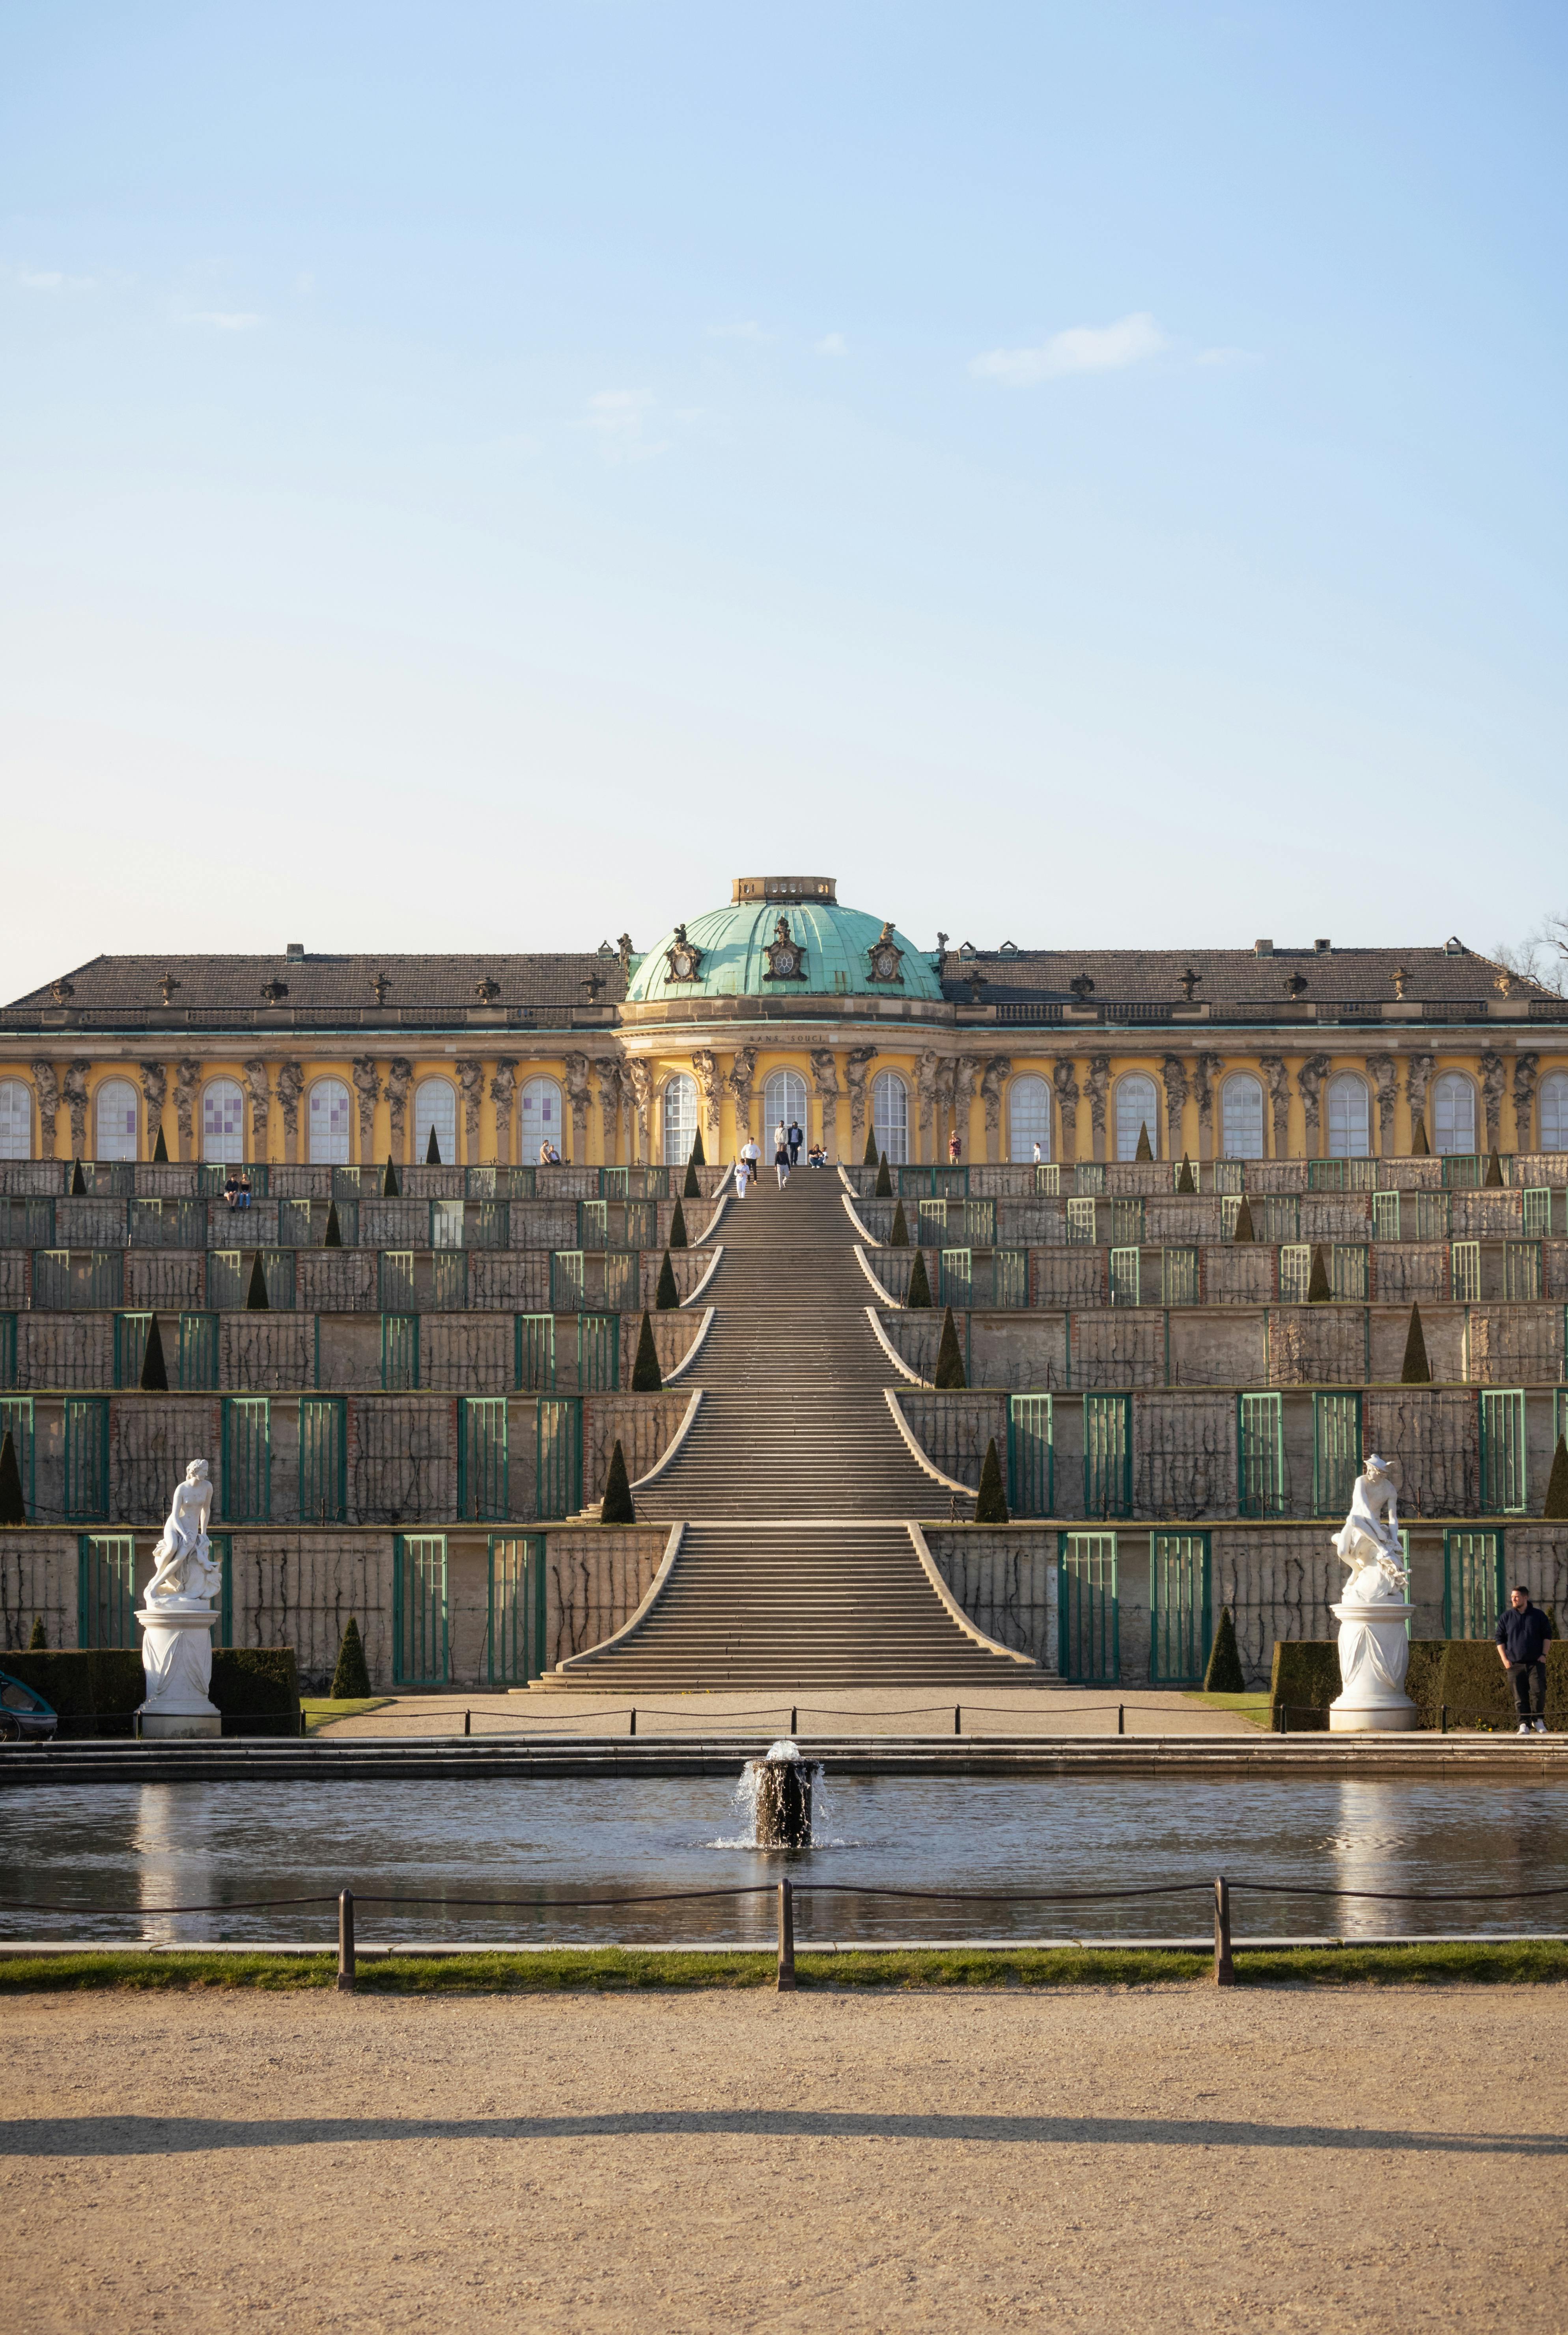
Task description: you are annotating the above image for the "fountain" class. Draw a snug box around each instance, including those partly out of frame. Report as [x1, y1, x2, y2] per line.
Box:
[741, 1738, 814, 1847]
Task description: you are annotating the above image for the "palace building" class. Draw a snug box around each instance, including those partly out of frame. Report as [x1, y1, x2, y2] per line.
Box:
[2, 874, 1566, 1705]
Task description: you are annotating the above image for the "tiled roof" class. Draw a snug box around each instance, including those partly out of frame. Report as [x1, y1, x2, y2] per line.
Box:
[939, 944, 1548, 1007]
[4, 951, 629, 1014]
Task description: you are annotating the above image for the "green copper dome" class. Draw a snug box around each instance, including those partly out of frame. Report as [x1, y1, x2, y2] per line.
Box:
[625, 879, 943, 1004]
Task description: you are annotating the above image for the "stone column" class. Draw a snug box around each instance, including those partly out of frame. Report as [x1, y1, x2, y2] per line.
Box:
[243, 1060, 273, 1163]
[1085, 1056, 1110, 1163]
[564, 1053, 591, 1165]
[1161, 1056, 1189, 1165]
[491, 1060, 517, 1167]
[1480, 1051, 1505, 1153]
[1366, 1054, 1397, 1159]
[979, 1058, 1010, 1164]
[455, 1058, 484, 1165]
[63, 1061, 90, 1158]
[30, 1061, 60, 1161]
[1259, 1057, 1290, 1160]
[385, 1058, 413, 1167]
[1191, 1053, 1222, 1162]
[844, 1047, 876, 1162]
[275, 1061, 304, 1164]
[349, 1058, 380, 1168]
[1052, 1060, 1080, 1164]
[1405, 1053, 1435, 1152]
[1513, 1053, 1540, 1155]
[1297, 1055, 1329, 1156]
[138, 1062, 168, 1161]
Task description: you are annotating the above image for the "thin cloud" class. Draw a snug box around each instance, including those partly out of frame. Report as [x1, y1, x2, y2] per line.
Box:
[815, 332, 848, 357]
[1197, 344, 1262, 368]
[580, 389, 668, 461]
[707, 319, 770, 343]
[15, 269, 95, 292]
[970, 312, 1167, 387]
[189, 310, 262, 330]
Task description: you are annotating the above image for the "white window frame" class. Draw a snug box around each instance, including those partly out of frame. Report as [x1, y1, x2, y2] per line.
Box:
[1432, 1071, 1477, 1157]
[414, 1079, 458, 1167]
[202, 1078, 246, 1165]
[1221, 1073, 1266, 1161]
[307, 1077, 352, 1165]
[1326, 1072, 1370, 1159]
[0, 1079, 33, 1160]
[1540, 1070, 1568, 1153]
[1115, 1074, 1160, 1162]
[1007, 1075, 1051, 1163]
[661, 1073, 699, 1166]
[95, 1078, 139, 1163]
[872, 1071, 908, 1164]
[520, 1076, 564, 1165]
[762, 1069, 808, 1145]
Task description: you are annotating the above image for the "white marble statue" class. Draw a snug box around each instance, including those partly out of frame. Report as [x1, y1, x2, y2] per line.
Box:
[138, 1459, 222, 1734]
[1328, 1454, 1416, 1730]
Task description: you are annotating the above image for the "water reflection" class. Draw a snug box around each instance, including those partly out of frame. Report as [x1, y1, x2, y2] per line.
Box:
[2, 1776, 1562, 1948]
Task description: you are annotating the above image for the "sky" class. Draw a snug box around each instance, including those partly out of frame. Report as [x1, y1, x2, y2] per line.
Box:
[2, 1, 1566, 1002]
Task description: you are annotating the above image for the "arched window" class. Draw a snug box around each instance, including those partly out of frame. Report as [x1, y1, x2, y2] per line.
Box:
[308, 1078, 352, 1165]
[872, 1070, 908, 1164]
[1433, 1071, 1476, 1155]
[414, 1078, 457, 1166]
[202, 1078, 246, 1165]
[1007, 1075, 1051, 1163]
[95, 1078, 139, 1162]
[763, 1069, 808, 1142]
[1540, 1071, 1568, 1152]
[661, 1073, 698, 1165]
[520, 1076, 563, 1165]
[1326, 1073, 1370, 1158]
[0, 1079, 32, 1160]
[1115, 1074, 1159, 1161]
[1222, 1074, 1265, 1160]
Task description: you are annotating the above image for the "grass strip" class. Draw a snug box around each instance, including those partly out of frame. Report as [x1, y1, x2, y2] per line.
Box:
[301, 1698, 395, 1736]
[1181, 1690, 1272, 1730]
[4, 1940, 1568, 1993]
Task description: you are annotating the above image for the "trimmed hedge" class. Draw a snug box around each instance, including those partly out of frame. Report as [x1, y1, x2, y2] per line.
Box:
[1271, 1637, 1568, 1731]
[1268, 1641, 1342, 1730]
[1203, 1606, 1245, 1694]
[0, 1647, 300, 1738]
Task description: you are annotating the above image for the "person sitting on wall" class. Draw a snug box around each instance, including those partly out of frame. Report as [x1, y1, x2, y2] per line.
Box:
[1496, 1585, 1554, 1735]
[222, 1170, 242, 1209]
[539, 1140, 562, 1166]
[807, 1141, 826, 1169]
[233, 1172, 252, 1211]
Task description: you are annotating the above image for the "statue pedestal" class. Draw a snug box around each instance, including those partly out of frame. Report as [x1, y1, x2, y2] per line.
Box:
[136, 1603, 221, 1740]
[1329, 1598, 1417, 1732]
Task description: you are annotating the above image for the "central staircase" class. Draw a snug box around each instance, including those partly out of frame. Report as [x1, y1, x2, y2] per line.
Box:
[538, 1167, 1036, 1690]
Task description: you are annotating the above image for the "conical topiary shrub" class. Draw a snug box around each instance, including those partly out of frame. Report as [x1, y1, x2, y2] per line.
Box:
[138, 1313, 168, 1391]
[934, 1304, 967, 1389]
[1484, 1146, 1504, 1187]
[246, 1252, 270, 1310]
[1411, 1118, 1430, 1156]
[1176, 1153, 1196, 1193]
[875, 1151, 893, 1198]
[26, 1615, 46, 1651]
[631, 1309, 663, 1391]
[71, 1158, 87, 1195]
[683, 1149, 701, 1199]
[601, 1438, 635, 1524]
[668, 1197, 688, 1249]
[426, 1124, 441, 1164]
[1232, 1194, 1256, 1243]
[1544, 1433, 1568, 1522]
[655, 1248, 679, 1310]
[383, 1156, 400, 1196]
[1203, 1606, 1246, 1694]
[323, 1199, 343, 1248]
[152, 1124, 169, 1163]
[0, 1430, 27, 1525]
[889, 1198, 909, 1247]
[1306, 1245, 1332, 1303]
[1135, 1123, 1154, 1162]
[906, 1249, 933, 1307]
[690, 1126, 706, 1169]
[1402, 1302, 1432, 1385]
[330, 1616, 371, 1700]
[975, 1435, 1009, 1523]
[863, 1127, 879, 1167]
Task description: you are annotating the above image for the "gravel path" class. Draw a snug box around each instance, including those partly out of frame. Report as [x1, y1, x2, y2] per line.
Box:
[6, 1984, 1562, 2331]
[312, 1685, 1262, 1738]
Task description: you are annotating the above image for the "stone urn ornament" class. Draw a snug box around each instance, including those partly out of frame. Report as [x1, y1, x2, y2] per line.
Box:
[136, 1459, 223, 1739]
[1328, 1454, 1417, 1731]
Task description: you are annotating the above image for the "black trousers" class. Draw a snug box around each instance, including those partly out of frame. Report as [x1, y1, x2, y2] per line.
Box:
[1508, 1661, 1546, 1720]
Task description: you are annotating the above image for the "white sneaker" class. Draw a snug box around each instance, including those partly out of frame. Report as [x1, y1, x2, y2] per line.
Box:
[1518, 1722, 1533, 1734]
[1536, 1719, 1549, 1734]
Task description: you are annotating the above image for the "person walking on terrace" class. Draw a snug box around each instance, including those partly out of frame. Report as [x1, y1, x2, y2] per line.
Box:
[787, 1117, 803, 1167]
[741, 1134, 761, 1190]
[1497, 1587, 1553, 1734]
[774, 1135, 791, 1189]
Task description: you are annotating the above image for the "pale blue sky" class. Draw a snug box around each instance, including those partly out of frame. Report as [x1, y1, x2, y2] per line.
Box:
[2, 3, 1564, 999]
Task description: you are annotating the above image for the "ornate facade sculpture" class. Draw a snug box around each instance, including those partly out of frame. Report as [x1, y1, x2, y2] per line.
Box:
[30, 1060, 58, 1160]
[843, 1046, 877, 1159]
[63, 1060, 90, 1156]
[691, 1048, 723, 1144]
[590, 1056, 622, 1165]
[1084, 1056, 1110, 1161]
[1514, 1053, 1540, 1151]
[243, 1059, 273, 1157]
[489, 1059, 517, 1166]
[1405, 1053, 1435, 1144]
[866, 920, 904, 984]
[1296, 1054, 1330, 1152]
[349, 1058, 380, 1165]
[274, 1061, 305, 1163]
[624, 1060, 653, 1163]
[1255, 1056, 1290, 1160]
[564, 1053, 592, 1164]
[727, 1047, 758, 1141]
[663, 924, 704, 983]
[1187, 1053, 1218, 1159]
[762, 916, 806, 982]
[1366, 1055, 1398, 1157]
[953, 1056, 980, 1150]
[138, 1062, 169, 1158]
[1161, 1056, 1189, 1161]
[1052, 1060, 1079, 1161]
[914, 1050, 940, 1164]
[455, 1059, 485, 1163]
[385, 1058, 413, 1162]
[1480, 1051, 1506, 1151]
[979, 1057, 1012, 1162]
[173, 1059, 200, 1162]
[808, 1049, 840, 1144]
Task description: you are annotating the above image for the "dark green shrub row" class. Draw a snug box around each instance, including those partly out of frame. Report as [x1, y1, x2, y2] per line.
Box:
[0, 1647, 300, 1738]
[1271, 1636, 1568, 1731]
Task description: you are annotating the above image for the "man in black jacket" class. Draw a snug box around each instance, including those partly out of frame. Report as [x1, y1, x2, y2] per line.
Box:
[1496, 1587, 1554, 1734]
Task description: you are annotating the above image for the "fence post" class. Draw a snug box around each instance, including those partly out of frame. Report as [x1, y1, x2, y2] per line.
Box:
[954, 1705, 961, 1737]
[337, 1889, 356, 1993]
[1280, 1705, 1289, 1738]
[630, 1707, 637, 1736]
[299, 1705, 306, 1738]
[776, 1877, 795, 1992]
[464, 1708, 471, 1738]
[1440, 1704, 1447, 1734]
[1213, 1876, 1234, 1988]
[790, 1706, 797, 1735]
[1117, 1703, 1125, 1737]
